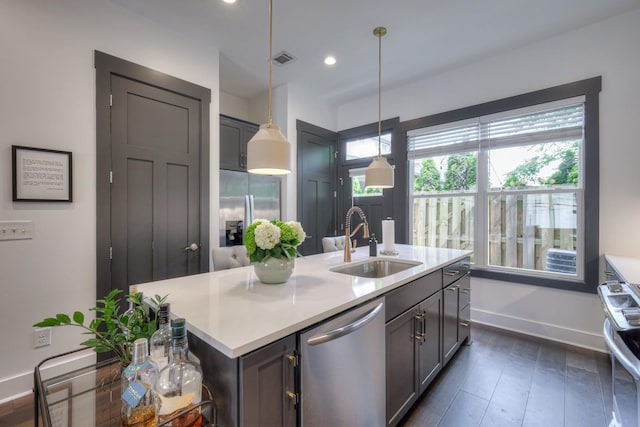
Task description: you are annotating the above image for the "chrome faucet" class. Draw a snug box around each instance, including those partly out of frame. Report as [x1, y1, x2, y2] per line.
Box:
[344, 206, 369, 262]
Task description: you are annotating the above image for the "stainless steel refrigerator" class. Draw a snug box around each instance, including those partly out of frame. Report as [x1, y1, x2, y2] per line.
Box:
[219, 169, 281, 247]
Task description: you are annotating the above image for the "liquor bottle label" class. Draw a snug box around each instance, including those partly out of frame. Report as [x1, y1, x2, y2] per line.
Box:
[122, 380, 147, 408]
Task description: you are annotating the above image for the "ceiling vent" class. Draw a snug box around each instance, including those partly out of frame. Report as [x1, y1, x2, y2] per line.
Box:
[272, 51, 295, 66]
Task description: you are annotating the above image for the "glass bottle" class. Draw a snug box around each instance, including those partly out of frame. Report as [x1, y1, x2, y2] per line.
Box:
[121, 338, 158, 427]
[150, 303, 171, 370]
[154, 318, 203, 427]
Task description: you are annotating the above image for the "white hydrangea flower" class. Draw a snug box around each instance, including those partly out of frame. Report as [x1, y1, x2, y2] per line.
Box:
[254, 221, 281, 250]
[286, 221, 306, 245]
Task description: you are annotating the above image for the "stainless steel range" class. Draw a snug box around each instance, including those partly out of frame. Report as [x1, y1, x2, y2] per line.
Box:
[598, 280, 640, 427]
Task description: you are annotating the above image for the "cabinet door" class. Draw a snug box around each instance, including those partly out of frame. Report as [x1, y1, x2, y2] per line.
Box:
[220, 117, 258, 171]
[386, 307, 419, 426]
[418, 291, 442, 393]
[443, 282, 459, 365]
[240, 334, 297, 427]
[458, 274, 471, 344]
[220, 117, 244, 171]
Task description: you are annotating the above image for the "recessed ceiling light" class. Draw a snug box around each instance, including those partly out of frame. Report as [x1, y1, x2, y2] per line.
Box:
[222, 0, 236, 4]
[324, 56, 337, 66]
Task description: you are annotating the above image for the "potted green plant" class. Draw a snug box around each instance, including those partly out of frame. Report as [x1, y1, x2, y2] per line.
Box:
[33, 289, 167, 366]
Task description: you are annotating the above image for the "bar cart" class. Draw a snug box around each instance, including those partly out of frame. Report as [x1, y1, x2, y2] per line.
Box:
[34, 348, 216, 426]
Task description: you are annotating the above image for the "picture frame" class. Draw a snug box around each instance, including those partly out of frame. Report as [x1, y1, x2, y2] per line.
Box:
[12, 145, 72, 202]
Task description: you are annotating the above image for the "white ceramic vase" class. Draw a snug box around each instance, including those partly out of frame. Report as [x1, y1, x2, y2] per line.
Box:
[254, 257, 295, 284]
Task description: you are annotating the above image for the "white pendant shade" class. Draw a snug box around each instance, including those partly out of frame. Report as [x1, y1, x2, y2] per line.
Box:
[246, 124, 291, 175]
[365, 156, 394, 188]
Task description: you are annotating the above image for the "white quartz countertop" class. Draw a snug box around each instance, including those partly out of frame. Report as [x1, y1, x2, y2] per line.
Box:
[133, 244, 471, 359]
[605, 254, 640, 285]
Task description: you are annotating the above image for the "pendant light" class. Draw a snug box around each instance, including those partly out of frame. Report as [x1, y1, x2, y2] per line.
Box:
[246, 0, 291, 175]
[365, 26, 394, 189]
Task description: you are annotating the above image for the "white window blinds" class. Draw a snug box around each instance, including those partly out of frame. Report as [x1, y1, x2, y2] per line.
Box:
[408, 100, 584, 158]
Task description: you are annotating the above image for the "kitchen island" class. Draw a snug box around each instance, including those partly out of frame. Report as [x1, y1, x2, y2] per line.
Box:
[134, 244, 472, 426]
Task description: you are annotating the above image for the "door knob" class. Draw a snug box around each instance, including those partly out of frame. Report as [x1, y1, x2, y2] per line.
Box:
[184, 243, 199, 251]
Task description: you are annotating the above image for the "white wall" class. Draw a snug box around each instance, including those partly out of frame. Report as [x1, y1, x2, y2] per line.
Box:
[284, 84, 338, 220]
[0, 0, 220, 401]
[339, 8, 640, 351]
[220, 91, 250, 121]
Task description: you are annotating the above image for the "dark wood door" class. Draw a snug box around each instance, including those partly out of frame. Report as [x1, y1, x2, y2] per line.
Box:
[297, 120, 337, 255]
[386, 307, 419, 426]
[240, 335, 297, 427]
[418, 291, 442, 393]
[96, 51, 211, 299]
[340, 165, 394, 249]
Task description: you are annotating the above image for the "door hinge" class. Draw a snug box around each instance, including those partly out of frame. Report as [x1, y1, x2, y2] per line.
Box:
[109, 94, 112, 107]
[109, 171, 113, 184]
[339, 177, 343, 186]
[109, 247, 113, 260]
[285, 390, 299, 407]
[285, 353, 298, 367]
[334, 151, 338, 159]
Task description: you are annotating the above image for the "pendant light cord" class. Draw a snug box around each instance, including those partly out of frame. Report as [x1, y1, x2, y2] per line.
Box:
[377, 28, 383, 158]
[268, 0, 273, 126]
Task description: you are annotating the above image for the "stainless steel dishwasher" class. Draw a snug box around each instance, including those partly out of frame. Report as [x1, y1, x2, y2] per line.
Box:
[300, 297, 385, 427]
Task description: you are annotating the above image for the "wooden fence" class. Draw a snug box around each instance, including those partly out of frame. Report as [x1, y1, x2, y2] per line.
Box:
[413, 195, 576, 271]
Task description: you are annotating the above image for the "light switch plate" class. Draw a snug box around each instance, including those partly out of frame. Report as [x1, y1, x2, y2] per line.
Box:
[0, 220, 34, 241]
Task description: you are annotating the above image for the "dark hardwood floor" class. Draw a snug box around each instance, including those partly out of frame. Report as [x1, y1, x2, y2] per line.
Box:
[1, 323, 630, 427]
[400, 323, 630, 427]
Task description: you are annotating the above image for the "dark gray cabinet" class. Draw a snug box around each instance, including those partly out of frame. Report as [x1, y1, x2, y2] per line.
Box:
[443, 280, 460, 364]
[240, 335, 298, 427]
[385, 271, 442, 426]
[220, 115, 258, 172]
[443, 265, 471, 366]
[417, 291, 442, 392]
[189, 332, 297, 427]
[386, 306, 420, 426]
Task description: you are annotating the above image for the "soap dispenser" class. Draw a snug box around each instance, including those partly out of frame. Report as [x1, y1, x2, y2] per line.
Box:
[369, 233, 378, 257]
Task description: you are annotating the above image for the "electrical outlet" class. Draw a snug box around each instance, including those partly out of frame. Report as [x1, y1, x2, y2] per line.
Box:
[34, 327, 52, 348]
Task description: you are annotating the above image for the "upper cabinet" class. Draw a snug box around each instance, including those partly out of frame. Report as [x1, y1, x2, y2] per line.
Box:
[220, 115, 258, 172]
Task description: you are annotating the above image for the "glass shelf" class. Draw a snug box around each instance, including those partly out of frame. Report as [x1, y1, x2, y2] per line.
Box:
[34, 348, 216, 427]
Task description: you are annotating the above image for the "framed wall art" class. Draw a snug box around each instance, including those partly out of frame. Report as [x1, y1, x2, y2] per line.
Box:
[12, 145, 72, 202]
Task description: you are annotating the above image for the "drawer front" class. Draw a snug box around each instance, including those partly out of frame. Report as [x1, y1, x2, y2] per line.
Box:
[459, 304, 471, 343]
[386, 270, 442, 322]
[443, 257, 471, 287]
[458, 274, 471, 309]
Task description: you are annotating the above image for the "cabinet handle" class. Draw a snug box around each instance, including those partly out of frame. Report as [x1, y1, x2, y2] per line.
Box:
[446, 285, 459, 292]
[460, 320, 470, 327]
[422, 315, 427, 343]
[460, 289, 470, 295]
[285, 390, 298, 406]
[445, 270, 459, 276]
[414, 313, 425, 321]
[414, 332, 425, 342]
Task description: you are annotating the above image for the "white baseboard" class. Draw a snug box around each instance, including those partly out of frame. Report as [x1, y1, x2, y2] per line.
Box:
[471, 307, 607, 353]
[0, 349, 96, 404]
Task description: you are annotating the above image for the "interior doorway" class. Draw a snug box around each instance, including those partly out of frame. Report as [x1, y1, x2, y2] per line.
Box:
[95, 51, 211, 300]
[296, 120, 338, 256]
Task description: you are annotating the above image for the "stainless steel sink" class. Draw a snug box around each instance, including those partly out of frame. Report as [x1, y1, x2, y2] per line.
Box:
[330, 259, 422, 278]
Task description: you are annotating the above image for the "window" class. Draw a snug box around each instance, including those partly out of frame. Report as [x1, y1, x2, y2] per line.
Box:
[345, 132, 392, 160]
[405, 77, 601, 291]
[350, 167, 383, 198]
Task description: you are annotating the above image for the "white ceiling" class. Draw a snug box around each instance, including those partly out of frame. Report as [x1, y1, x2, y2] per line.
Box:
[111, 0, 640, 105]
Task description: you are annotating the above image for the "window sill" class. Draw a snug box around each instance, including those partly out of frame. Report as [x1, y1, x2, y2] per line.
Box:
[471, 267, 596, 294]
